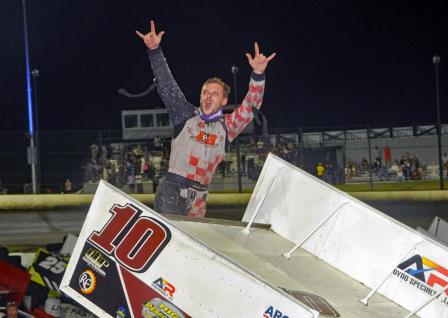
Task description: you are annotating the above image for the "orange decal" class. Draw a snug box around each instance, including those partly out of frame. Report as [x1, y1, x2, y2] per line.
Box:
[195, 131, 218, 146]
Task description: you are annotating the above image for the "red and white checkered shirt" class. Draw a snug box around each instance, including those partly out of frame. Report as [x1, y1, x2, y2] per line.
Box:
[168, 76, 265, 185]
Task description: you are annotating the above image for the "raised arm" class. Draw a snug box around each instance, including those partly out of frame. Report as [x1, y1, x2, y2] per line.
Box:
[136, 20, 194, 125]
[225, 42, 276, 142]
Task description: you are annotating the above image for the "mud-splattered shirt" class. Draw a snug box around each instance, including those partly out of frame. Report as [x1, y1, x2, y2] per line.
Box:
[148, 46, 265, 186]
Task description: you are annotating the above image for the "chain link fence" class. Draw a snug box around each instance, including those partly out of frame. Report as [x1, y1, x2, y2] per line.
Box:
[0, 125, 447, 194]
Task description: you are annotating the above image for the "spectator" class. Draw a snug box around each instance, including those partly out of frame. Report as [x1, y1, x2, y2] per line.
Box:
[345, 166, 351, 179]
[256, 141, 264, 153]
[390, 161, 400, 175]
[316, 162, 326, 180]
[384, 145, 391, 168]
[89, 143, 99, 161]
[101, 160, 109, 180]
[100, 145, 108, 165]
[445, 159, 448, 178]
[225, 158, 233, 176]
[335, 165, 344, 184]
[361, 157, 369, 172]
[373, 145, 382, 167]
[325, 160, 334, 184]
[136, 156, 145, 193]
[126, 160, 136, 192]
[0, 179, 6, 194]
[397, 169, 405, 182]
[246, 150, 256, 180]
[6, 301, 18, 318]
[377, 166, 388, 180]
[143, 155, 150, 177]
[410, 154, 421, 180]
[64, 178, 72, 193]
[135, 173, 143, 194]
[443, 152, 448, 177]
[346, 160, 357, 178]
[417, 165, 424, 180]
[241, 154, 247, 176]
[400, 155, 411, 180]
[85, 159, 100, 183]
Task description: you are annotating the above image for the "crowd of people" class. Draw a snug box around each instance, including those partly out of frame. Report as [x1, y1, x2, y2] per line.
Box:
[316, 161, 345, 185]
[345, 145, 430, 181]
[229, 138, 300, 180]
[81, 141, 448, 191]
[83, 142, 169, 192]
[272, 140, 300, 165]
[82, 137, 299, 191]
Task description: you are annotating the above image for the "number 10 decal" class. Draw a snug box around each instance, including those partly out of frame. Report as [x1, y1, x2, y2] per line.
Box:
[89, 204, 171, 273]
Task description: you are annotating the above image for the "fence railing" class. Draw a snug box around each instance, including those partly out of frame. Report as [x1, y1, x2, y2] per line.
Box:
[0, 126, 447, 194]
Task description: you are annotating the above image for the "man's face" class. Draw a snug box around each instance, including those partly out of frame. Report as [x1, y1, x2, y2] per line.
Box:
[200, 83, 228, 115]
[6, 306, 18, 318]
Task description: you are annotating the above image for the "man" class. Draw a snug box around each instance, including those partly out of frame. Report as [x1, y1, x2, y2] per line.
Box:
[384, 144, 391, 168]
[373, 145, 382, 168]
[136, 20, 275, 217]
[316, 162, 325, 180]
[5, 301, 18, 318]
[64, 178, 72, 193]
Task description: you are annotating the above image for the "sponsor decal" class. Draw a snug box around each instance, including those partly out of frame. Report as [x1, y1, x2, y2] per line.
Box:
[393, 254, 448, 305]
[152, 277, 176, 300]
[47, 303, 96, 318]
[82, 247, 109, 277]
[68, 203, 190, 318]
[79, 269, 96, 295]
[118, 267, 191, 318]
[29, 248, 69, 296]
[142, 298, 185, 318]
[194, 131, 217, 146]
[116, 306, 127, 318]
[89, 204, 171, 273]
[188, 127, 220, 147]
[263, 306, 289, 318]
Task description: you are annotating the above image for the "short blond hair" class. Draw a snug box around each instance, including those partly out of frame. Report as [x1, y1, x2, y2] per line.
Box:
[201, 77, 230, 98]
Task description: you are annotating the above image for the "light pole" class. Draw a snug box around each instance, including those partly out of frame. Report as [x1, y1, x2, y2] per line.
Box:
[367, 126, 373, 191]
[21, 0, 37, 194]
[32, 68, 41, 192]
[433, 54, 444, 190]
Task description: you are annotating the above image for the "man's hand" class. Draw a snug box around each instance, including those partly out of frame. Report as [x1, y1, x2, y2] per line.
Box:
[136, 20, 165, 50]
[245, 42, 276, 74]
